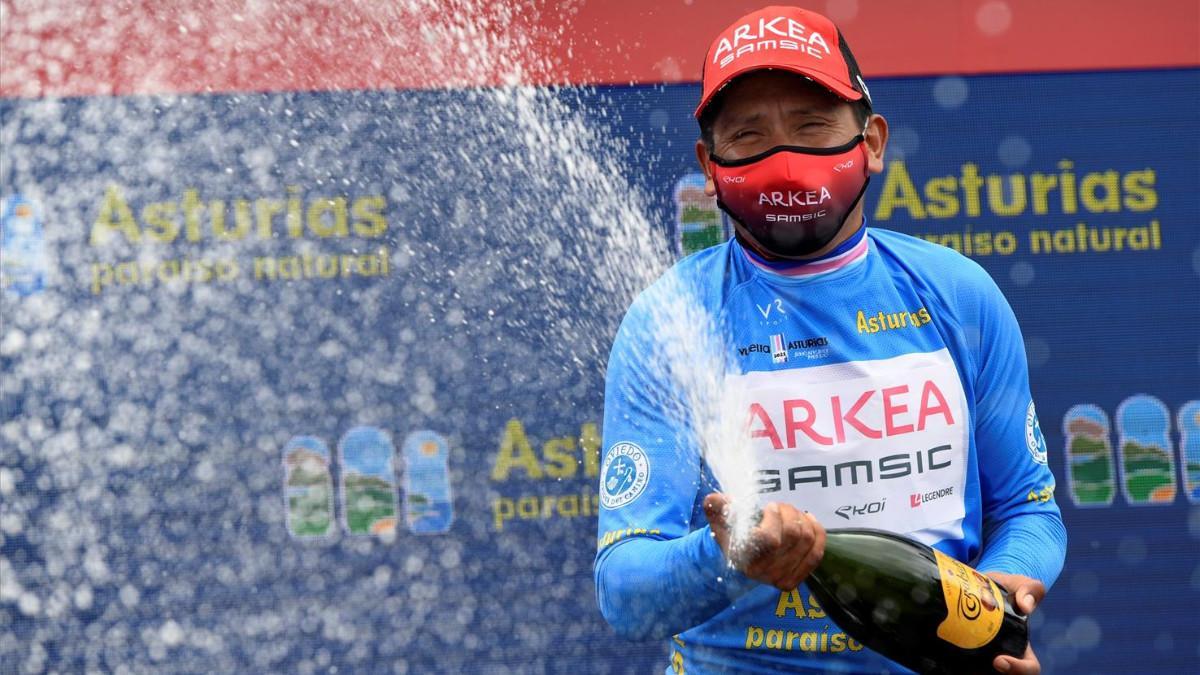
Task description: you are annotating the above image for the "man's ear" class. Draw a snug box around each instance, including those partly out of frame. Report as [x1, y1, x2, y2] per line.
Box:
[864, 114, 888, 174]
[695, 140, 717, 196]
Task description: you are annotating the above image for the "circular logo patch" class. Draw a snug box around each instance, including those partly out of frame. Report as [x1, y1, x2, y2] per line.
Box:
[601, 442, 650, 509]
[1025, 401, 1048, 465]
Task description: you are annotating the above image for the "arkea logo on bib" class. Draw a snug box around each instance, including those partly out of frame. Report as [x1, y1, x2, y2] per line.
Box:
[601, 442, 650, 509]
[730, 350, 970, 537]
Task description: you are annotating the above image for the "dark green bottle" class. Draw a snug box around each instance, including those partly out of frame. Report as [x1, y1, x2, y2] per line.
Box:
[806, 528, 1028, 675]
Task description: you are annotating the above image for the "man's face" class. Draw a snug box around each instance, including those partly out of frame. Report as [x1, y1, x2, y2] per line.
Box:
[693, 68, 889, 258]
[708, 69, 862, 161]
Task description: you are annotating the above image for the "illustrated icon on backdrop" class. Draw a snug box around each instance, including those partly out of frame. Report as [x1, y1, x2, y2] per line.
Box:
[339, 426, 399, 535]
[674, 173, 728, 257]
[1115, 395, 1176, 504]
[402, 430, 454, 534]
[1061, 404, 1116, 506]
[0, 195, 47, 297]
[282, 436, 335, 538]
[1177, 401, 1200, 503]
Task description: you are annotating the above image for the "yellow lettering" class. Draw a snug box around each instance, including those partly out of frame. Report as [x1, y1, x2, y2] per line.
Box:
[255, 198, 284, 239]
[182, 189, 204, 242]
[745, 626, 764, 649]
[1080, 170, 1121, 213]
[960, 163, 983, 217]
[492, 419, 544, 480]
[352, 196, 388, 237]
[286, 186, 304, 237]
[775, 589, 805, 618]
[580, 423, 601, 478]
[1029, 173, 1057, 215]
[806, 593, 826, 618]
[1122, 169, 1157, 212]
[542, 437, 577, 478]
[985, 175, 1027, 216]
[765, 629, 784, 650]
[308, 197, 349, 237]
[91, 185, 141, 245]
[557, 495, 579, 517]
[516, 496, 538, 519]
[141, 202, 178, 242]
[1058, 160, 1078, 214]
[492, 498, 514, 530]
[874, 160, 926, 220]
[923, 176, 959, 218]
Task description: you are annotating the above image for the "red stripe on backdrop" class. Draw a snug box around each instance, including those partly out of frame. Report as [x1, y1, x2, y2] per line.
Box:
[1, 0, 1197, 99]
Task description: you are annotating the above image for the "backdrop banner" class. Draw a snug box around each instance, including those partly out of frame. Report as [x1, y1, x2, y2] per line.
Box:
[2, 68, 1197, 673]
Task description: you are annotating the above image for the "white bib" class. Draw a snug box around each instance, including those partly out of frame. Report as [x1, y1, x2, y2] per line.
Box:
[729, 349, 969, 543]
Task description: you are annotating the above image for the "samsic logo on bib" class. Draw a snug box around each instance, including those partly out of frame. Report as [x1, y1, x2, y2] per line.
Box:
[730, 350, 969, 535]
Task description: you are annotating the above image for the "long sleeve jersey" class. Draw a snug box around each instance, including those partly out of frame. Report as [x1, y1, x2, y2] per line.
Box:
[594, 227, 1066, 674]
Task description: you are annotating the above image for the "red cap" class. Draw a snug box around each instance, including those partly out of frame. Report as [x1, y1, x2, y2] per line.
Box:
[695, 5, 871, 119]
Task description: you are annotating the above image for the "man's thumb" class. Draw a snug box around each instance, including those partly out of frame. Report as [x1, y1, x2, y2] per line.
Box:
[704, 493, 730, 526]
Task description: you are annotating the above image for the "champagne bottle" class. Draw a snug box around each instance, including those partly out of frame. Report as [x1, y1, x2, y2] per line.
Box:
[806, 528, 1028, 675]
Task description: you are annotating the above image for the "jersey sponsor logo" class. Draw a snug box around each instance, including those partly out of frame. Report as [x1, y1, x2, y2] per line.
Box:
[911, 485, 955, 508]
[834, 497, 887, 520]
[601, 441, 650, 509]
[711, 16, 831, 69]
[737, 335, 829, 359]
[856, 307, 932, 334]
[756, 297, 785, 320]
[759, 187, 831, 208]
[731, 350, 969, 534]
[745, 380, 955, 449]
[765, 210, 827, 224]
[1026, 484, 1055, 504]
[770, 333, 788, 363]
[1025, 401, 1049, 464]
[759, 444, 953, 492]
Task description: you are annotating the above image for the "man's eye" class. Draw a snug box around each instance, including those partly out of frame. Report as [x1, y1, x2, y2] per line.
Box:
[733, 130, 760, 140]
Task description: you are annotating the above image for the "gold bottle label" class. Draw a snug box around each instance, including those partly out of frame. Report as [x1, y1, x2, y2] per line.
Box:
[933, 549, 1004, 649]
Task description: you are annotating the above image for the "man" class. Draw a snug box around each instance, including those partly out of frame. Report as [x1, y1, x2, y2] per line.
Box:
[594, 5, 1066, 674]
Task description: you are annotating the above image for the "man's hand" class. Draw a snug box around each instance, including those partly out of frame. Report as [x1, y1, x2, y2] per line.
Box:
[703, 492, 825, 591]
[984, 572, 1046, 675]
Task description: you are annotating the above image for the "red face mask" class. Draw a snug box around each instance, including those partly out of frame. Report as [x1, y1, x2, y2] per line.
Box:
[710, 135, 870, 259]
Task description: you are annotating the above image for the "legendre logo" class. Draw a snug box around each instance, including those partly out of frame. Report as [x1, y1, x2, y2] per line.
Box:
[911, 485, 955, 508]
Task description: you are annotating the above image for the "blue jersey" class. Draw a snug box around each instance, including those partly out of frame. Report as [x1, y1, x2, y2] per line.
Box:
[594, 228, 1066, 674]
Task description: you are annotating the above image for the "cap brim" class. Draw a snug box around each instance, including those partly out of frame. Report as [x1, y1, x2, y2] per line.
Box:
[694, 63, 863, 119]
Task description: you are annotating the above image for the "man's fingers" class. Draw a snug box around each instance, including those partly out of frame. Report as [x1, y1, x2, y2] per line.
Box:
[703, 493, 731, 532]
[993, 644, 1039, 674]
[1016, 590, 1036, 615]
[984, 572, 1045, 615]
[758, 505, 808, 588]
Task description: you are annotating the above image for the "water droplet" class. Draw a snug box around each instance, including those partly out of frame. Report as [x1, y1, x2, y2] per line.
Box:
[976, 1, 1014, 35]
[932, 77, 970, 109]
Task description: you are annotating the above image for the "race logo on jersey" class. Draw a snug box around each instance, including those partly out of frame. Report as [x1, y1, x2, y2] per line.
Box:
[770, 334, 788, 363]
[1025, 401, 1049, 465]
[601, 442, 650, 509]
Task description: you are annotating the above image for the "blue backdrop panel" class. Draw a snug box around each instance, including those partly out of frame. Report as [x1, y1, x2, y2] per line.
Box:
[1, 68, 1197, 673]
